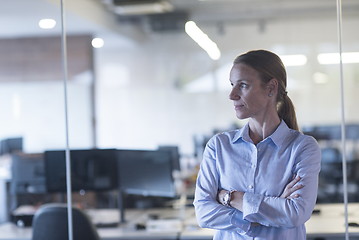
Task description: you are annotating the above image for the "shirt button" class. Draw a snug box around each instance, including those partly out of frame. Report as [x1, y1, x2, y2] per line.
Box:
[248, 185, 254, 189]
[252, 164, 256, 168]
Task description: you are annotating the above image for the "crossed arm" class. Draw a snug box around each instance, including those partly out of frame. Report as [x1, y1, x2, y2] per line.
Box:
[215, 175, 304, 229]
[217, 175, 304, 211]
[194, 135, 321, 233]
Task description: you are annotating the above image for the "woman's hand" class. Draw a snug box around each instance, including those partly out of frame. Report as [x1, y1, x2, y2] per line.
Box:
[217, 189, 228, 205]
[280, 175, 304, 199]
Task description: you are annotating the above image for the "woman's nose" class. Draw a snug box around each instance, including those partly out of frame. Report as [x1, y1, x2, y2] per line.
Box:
[229, 87, 240, 100]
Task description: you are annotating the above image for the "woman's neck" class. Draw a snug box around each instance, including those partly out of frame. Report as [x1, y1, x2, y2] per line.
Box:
[248, 116, 281, 145]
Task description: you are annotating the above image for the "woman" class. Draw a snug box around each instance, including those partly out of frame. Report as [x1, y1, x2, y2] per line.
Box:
[193, 50, 321, 239]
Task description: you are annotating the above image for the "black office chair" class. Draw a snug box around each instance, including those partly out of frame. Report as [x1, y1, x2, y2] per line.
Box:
[32, 203, 100, 240]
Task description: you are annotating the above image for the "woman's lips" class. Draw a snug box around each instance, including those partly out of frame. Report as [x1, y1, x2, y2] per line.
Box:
[234, 104, 244, 110]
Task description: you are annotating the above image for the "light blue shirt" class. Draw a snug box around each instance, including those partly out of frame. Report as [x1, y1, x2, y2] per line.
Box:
[193, 120, 321, 240]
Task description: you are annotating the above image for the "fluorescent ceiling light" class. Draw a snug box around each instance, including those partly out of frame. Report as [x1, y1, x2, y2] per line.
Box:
[185, 21, 221, 60]
[92, 38, 105, 48]
[38, 19, 56, 29]
[111, 1, 173, 15]
[317, 52, 359, 64]
[279, 54, 307, 66]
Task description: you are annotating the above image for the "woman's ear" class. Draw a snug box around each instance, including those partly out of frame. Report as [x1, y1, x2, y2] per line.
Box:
[267, 78, 278, 97]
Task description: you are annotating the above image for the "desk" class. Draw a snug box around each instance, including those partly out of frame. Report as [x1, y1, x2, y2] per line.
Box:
[305, 203, 359, 240]
[0, 208, 181, 240]
[180, 203, 359, 240]
[2, 204, 359, 240]
[0, 222, 178, 240]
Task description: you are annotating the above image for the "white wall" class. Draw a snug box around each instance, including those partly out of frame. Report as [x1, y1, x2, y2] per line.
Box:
[93, 16, 359, 155]
[1, 14, 359, 156]
[0, 81, 93, 153]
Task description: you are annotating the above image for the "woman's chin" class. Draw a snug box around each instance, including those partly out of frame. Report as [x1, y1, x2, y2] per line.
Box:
[235, 112, 248, 120]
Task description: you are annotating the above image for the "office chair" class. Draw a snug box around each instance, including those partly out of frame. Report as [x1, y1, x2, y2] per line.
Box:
[32, 203, 100, 240]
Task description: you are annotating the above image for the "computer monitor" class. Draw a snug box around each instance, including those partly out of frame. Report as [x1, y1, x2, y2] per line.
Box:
[44, 148, 118, 193]
[117, 149, 176, 198]
[10, 153, 46, 194]
[317, 147, 344, 203]
[0, 137, 23, 155]
[157, 145, 181, 171]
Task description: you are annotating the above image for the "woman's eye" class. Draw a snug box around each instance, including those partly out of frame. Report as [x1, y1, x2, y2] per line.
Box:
[230, 82, 248, 89]
[240, 83, 248, 88]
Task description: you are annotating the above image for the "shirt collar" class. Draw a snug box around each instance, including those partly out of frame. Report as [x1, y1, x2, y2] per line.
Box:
[232, 123, 251, 143]
[232, 120, 291, 147]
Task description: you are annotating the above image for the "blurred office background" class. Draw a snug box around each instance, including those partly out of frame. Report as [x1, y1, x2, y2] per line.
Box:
[1, 0, 359, 224]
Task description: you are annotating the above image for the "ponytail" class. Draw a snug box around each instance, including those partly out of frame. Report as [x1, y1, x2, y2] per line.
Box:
[277, 94, 299, 131]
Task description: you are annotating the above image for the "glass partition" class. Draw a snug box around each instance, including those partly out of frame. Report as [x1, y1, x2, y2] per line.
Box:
[0, 0, 97, 222]
[1, 0, 359, 232]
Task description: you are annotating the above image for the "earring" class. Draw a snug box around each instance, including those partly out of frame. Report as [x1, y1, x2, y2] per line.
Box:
[268, 93, 273, 97]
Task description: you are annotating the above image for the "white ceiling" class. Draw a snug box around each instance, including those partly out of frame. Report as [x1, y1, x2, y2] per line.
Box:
[2, 0, 359, 90]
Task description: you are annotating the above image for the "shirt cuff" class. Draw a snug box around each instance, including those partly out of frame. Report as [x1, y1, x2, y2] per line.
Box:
[230, 210, 251, 233]
[242, 192, 264, 218]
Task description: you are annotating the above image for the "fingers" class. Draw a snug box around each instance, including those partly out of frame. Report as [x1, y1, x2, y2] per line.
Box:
[286, 175, 301, 189]
[287, 193, 300, 199]
[280, 175, 304, 199]
[285, 184, 304, 199]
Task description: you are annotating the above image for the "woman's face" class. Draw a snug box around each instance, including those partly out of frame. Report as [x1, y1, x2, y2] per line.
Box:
[229, 63, 272, 120]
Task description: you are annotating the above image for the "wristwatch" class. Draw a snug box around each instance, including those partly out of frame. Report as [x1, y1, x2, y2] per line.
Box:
[223, 190, 235, 206]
